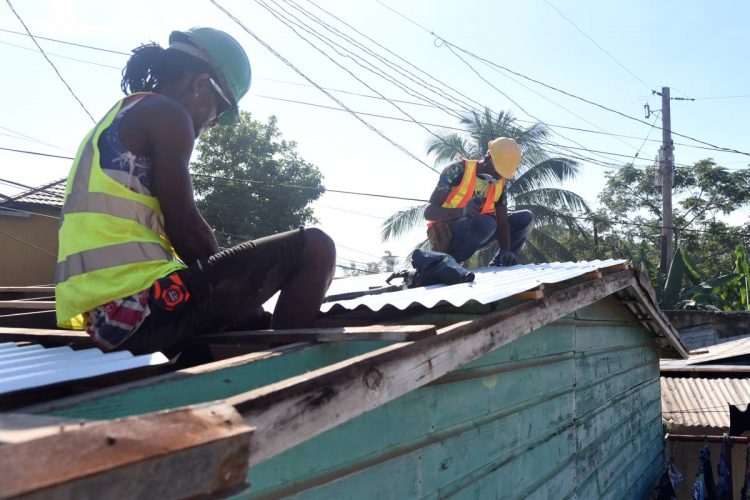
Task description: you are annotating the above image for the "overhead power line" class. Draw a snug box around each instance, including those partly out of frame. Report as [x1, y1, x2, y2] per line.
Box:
[4, 166, 750, 241]
[4, 0, 96, 123]
[0, 26, 130, 55]
[541, 0, 653, 92]
[253, 0, 455, 150]
[0, 228, 56, 256]
[2, 28, 747, 160]
[374, 0, 750, 158]
[209, 0, 437, 174]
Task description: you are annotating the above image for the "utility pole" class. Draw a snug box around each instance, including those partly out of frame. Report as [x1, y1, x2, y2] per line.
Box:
[655, 86, 674, 276]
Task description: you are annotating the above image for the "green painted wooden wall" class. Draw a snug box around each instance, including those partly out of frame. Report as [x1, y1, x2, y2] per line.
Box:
[238, 296, 663, 499]
[40, 296, 663, 498]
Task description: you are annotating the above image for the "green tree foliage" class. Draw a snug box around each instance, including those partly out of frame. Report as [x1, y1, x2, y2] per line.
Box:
[566, 160, 750, 281]
[380, 108, 590, 264]
[190, 112, 324, 246]
[661, 245, 750, 311]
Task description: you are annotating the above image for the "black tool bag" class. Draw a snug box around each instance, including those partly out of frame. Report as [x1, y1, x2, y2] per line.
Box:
[387, 249, 475, 288]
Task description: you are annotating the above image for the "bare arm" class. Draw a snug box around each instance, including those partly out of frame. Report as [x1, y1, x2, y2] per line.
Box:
[495, 203, 511, 252]
[146, 99, 219, 265]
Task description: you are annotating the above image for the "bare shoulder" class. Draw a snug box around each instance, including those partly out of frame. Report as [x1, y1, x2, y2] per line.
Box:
[121, 94, 194, 156]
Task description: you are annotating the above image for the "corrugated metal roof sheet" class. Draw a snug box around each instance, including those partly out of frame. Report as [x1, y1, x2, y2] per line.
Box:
[661, 376, 750, 431]
[4, 179, 65, 208]
[0, 342, 169, 395]
[661, 335, 750, 370]
[320, 259, 627, 313]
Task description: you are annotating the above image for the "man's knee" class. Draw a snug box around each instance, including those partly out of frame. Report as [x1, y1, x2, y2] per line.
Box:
[515, 210, 535, 232]
[302, 227, 336, 269]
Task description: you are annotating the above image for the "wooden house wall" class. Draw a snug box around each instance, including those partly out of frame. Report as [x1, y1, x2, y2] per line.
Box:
[35, 297, 664, 498]
[238, 297, 663, 499]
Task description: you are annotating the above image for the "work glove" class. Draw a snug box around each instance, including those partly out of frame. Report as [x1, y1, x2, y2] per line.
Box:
[461, 198, 483, 218]
[490, 250, 517, 267]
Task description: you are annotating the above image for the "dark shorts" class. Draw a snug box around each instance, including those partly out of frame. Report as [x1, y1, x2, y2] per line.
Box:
[118, 228, 306, 355]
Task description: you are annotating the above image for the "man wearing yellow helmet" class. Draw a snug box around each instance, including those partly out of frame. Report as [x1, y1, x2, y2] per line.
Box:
[425, 137, 534, 266]
[55, 28, 335, 356]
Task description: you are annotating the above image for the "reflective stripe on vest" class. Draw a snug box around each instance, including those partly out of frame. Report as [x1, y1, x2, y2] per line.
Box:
[63, 192, 162, 234]
[426, 160, 505, 227]
[56, 94, 186, 328]
[442, 160, 478, 209]
[55, 241, 174, 283]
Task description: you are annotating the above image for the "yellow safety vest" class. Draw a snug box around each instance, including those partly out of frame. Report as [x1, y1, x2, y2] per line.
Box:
[55, 94, 187, 329]
[427, 159, 505, 226]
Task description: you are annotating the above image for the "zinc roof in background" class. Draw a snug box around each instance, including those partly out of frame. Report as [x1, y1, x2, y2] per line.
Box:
[661, 376, 750, 432]
[2, 179, 66, 209]
[660, 335, 750, 370]
[0, 342, 168, 395]
[320, 259, 627, 313]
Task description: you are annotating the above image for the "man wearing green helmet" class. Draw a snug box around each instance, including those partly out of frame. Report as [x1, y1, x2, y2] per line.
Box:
[55, 28, 336, 357]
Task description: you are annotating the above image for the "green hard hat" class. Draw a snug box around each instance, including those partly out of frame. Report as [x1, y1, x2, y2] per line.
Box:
[169, 27, 251, 125]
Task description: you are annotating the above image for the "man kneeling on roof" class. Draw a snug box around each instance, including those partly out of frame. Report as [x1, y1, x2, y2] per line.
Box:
[425, 137, 534, 267]
[55, 28, 335, 355]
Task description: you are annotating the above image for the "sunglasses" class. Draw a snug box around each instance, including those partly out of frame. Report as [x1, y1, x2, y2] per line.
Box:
[209, 77, 232, 113]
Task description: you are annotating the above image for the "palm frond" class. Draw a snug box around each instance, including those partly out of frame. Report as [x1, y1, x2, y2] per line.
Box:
[380, 204, 428, 242]
[513, 188, 590, 213]
[426, 133, 470, 168]
[519, 240, 545, 264]
[509, 159, 581, 194]
[512, 204, 586, 232]
[528, 229, 578, 262]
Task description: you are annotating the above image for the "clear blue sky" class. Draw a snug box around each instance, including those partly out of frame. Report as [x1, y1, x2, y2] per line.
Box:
[1, 0, 748, 269]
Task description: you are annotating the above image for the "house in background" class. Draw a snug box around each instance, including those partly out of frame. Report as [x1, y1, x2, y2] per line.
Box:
[661, 338, 750, 498]
[0, 179, 64, 286]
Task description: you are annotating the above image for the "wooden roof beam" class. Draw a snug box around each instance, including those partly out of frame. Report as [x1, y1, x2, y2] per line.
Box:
[0, 403, 253, 498]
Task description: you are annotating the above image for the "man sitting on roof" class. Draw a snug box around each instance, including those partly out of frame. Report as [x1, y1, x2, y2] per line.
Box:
[55, 28, 335, 355]
[425, 137, 534, 266]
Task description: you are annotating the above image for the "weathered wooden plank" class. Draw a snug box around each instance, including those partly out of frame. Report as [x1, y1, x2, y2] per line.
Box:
[0, 402, 253, 499]
[0, 286, 54, 294]
[190, 324, 436, 345]
[0, 413, 86, 444]
[505, 288, 544, 301]
[0, 326, 91, 346]
[442, 426, 575, 499]
[245, 389, 576, 499]
[576, 378, 661, 451]
[244, 358, 576, 497]
[573, 295, 638, 323]
[575, 321, 653, 352]
[576, 360, 658, 416]
[0, 300, 56, 310]
[576, 396, 661, 491]
[629, 269, 688, 358]
[32, 342, 388, 419]
[577, 270, 603, 281]
[226, 270, 636, 467]
[456, 324, 574, 371]
[596, 420, 663, 499]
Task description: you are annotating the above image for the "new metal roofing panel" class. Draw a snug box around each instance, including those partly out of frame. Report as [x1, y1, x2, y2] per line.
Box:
[0, 343, 169, 395]
[661, 376, 750, 431]
[320, 259, 627, 313]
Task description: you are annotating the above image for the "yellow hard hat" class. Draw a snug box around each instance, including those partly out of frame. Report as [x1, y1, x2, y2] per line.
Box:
[488, 137, 522, 179]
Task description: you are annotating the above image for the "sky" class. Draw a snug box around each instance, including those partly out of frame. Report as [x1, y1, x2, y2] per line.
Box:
[1, 0, 749, 273]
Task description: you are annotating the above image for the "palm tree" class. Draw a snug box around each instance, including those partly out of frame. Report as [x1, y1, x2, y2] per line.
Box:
[380, 108, 590, 264]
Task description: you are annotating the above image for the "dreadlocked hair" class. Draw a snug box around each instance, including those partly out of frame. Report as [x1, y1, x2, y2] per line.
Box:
[121, 42, 218, 95]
